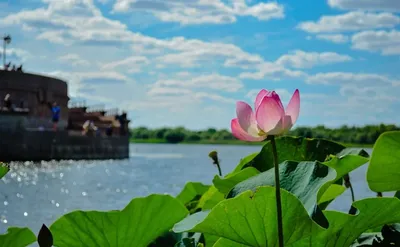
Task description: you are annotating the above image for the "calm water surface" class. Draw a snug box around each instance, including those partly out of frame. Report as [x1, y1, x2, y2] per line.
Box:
[0, 143, 379, 235]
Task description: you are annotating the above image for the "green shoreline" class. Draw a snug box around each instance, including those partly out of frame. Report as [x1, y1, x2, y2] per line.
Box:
[129, 138, 373, 148]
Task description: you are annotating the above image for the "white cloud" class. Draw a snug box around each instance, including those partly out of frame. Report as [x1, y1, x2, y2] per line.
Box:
[101, 56, 150, 73]
[298, 11, 400, 33]
[133, 87, 235, 112]
[239, 62, 307, 80]
[151, 40, 263, 69]
[131, 43, 163, 54]
[112, 0, 284, 25]
[124, 94, 198, 112]
[298, 71, 400, 124]
[316, 34, 349, 44]
[47, 70, 130, 98]
[306, 72, 400, 86]
[195, 92, 236, 104]
[275, 50, 352, 69]
[351, 30, 400, 55]
[335, 84, 400, 117]
[176, 71, 191, 77]
[75, 71, 130, 83]
[1, 1, 111, 30]
[142, 72, 240, 112]
[152, 73, 243, 92]
[59, 54, 90, 66]
[328, 0, 400, 12]
[339, 84, 399, 102]
[0, 0, 274, 73]
[46, 70, 85, 98]
[0, 0, 276, 75]
[121, 93, 235, 129]
[223, 55, 264, 69]
[2, 48, 31, 62]
[147, 87, 193, 96]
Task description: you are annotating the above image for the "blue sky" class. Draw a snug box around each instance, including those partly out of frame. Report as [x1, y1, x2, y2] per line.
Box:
[1, 0, 400, 130]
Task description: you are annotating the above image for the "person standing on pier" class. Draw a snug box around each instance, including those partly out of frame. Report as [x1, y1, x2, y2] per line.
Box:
[48, 101, 60, 131]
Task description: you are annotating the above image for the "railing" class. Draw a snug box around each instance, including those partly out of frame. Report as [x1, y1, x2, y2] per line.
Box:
[86, 104, 105, 113]
[105, 108, 119, 116]
[68, 100, 86, 108]
[69, 101, 120, 116]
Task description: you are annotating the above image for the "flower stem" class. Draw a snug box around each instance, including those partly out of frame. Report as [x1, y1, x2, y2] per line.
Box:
[344, 174, 358, 215]
[270, 136, 284, 247]
[349, 184, 355, 202]
[344, 174, 355, 202]
[208, 151, 222, 176]
[216, 163, 222, 177]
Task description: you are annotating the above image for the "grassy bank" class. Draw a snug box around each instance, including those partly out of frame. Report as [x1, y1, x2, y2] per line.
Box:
[129, 138, 373, 148]
[130, 124, 395, 148]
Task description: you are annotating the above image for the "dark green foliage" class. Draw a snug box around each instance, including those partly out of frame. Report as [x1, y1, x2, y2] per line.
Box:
[130, 124, 399, 144]
[165, 129, 186, 143]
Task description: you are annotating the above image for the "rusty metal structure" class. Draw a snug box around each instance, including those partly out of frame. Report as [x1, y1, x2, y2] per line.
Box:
[0, 69, 130, 161]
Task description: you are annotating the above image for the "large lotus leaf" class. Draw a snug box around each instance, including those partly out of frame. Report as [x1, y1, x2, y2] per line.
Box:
[177, 182, 210, 205]
[213, 238, 250, 247]
[173, 186, 324, 247]
[227, 161, 335, 227]
[318, 184, 346, 205]
[50, 194, 188, 247]
[0, 227, 36, 247]
[0, 162, 9, 179]
[227, 152, 259, 176]
[294, 197, 400, 246]
[336, 148, 369, 158]
[205, 234, 221, 247]
[195, 186, 224, 211]
[367, 131, 400, 192]
[213, 167, 260, 195]
[317, 152, 369, 202]
[233, 136, 345, 172]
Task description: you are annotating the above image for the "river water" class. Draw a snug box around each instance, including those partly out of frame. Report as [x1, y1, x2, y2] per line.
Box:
[0, 143, 380, 235]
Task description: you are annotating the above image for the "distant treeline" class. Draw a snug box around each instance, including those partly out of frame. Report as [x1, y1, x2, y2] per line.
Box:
[130, 124, 400, 145]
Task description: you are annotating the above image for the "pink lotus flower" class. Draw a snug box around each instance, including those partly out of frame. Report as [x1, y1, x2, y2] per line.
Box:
[231, 89, 300, 141]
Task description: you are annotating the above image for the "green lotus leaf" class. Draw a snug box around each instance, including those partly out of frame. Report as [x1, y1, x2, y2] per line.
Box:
[0, 227, 36, 247]
[367, 131, 400, 192]
[50, 194, 188, 247]
[173, 186, 323, 247]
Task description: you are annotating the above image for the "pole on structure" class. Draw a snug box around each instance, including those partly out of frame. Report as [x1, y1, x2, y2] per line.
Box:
[2, 34, 11, 68]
